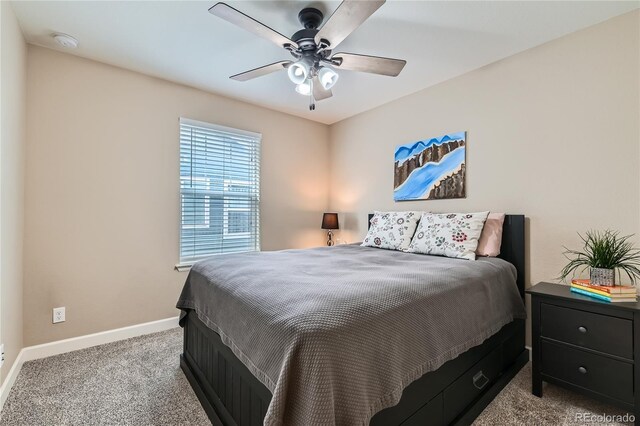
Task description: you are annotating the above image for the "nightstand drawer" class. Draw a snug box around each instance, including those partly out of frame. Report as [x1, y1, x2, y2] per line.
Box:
[541, 340, 633, 404]
[541, 303, 633, 359]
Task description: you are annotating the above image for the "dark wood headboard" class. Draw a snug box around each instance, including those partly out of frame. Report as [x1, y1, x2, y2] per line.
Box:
[367, 213, 525, 298]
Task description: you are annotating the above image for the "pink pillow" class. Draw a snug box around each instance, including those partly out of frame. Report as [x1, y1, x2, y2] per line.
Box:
[476, 213, 505, 257]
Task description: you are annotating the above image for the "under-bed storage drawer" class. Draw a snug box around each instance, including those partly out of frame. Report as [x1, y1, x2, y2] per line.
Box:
[540, 303, 632, 359]
[442, 347, 502, 424]
[541, 339, 633, 404]
[401, 394, 443, 426]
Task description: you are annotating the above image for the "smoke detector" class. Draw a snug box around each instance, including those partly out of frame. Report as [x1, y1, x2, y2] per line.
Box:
[52, 33, 78, 49]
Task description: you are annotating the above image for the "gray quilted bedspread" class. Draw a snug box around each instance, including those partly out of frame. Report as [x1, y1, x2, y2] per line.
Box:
[176, 244, 526, 426]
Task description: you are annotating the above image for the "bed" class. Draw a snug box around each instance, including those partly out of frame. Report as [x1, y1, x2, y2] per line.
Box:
[177, 214, 527, 426]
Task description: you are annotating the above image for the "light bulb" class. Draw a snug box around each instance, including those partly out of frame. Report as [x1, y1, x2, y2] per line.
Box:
[287, 60, 310, 85]
[318, 67, 339, 90]
[295, 81, 311, 96]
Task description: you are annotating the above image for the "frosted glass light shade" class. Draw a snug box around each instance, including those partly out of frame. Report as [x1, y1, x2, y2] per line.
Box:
[318, 67, 339, 90]
[295, 81, 311, 95]
[287, 61, 310, 85]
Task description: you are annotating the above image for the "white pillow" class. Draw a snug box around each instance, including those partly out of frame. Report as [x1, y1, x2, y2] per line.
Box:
[361, 211, 421, 251]
[408, 212, 490, 260]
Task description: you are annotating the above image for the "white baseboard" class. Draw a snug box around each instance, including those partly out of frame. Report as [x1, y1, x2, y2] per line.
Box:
[20, 316, 179, 362]
[0, 316, 179, 412]
[525, 344, 532, 360]
[0, 347, 26, 412]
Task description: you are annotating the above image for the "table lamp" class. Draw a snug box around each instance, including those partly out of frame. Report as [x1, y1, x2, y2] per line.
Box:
[321, 213, 339, 246]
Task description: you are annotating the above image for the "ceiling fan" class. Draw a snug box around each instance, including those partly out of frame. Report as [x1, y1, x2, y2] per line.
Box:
[209, 0, 407, 110]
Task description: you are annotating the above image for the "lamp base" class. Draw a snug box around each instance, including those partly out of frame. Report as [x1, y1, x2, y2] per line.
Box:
[327, 230, 334, 246]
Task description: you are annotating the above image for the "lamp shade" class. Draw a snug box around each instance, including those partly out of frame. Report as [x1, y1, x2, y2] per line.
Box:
[287, 60, 310, 85]
[321, 213, 339, 230]
[318, 67, 339, 90]
[295, 81, 311, 95]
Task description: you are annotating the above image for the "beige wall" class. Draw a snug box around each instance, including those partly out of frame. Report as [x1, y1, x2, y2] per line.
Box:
[329, 10, 640, 338]
[14, 8, 640, 350]
[0, 1, 27, 383]
[24, 46, 329, 346]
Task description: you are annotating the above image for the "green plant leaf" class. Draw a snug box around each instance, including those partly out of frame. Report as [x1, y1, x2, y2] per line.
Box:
[559, 230, 640, 284]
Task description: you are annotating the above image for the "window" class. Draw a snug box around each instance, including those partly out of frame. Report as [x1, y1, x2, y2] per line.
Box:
[180, 177, 210, 229]
[179, 118, 260, 265]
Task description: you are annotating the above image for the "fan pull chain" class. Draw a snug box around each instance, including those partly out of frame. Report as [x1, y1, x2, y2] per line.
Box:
[309, 78, 316, 111]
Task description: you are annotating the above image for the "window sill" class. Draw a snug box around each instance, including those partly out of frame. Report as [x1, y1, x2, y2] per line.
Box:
[174, 262, 194, 272]
[175, 249, 260, 272]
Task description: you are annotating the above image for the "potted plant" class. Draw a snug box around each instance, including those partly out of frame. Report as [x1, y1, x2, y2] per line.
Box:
[560, 230, 640, 286]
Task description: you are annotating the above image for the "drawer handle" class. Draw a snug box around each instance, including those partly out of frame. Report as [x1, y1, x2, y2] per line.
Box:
[473, 371, 489, 390]
[578, 366, 587, 374]
[578, 326, 587, 333]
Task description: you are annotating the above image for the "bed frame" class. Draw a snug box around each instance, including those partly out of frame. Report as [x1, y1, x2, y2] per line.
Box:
[180, 214, 527, 426]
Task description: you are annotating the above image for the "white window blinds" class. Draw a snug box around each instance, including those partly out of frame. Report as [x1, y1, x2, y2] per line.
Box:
[179, 118, 261, 264]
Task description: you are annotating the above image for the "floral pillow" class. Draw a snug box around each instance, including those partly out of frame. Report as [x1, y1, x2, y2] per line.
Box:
[408, 212, 490, 260]
[361, 211, 421, 251]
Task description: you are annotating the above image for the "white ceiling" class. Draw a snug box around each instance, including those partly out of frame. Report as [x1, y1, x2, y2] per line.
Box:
[11, 1, 639, 124]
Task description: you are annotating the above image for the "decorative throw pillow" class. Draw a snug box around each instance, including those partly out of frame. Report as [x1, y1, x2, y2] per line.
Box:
[408, 212, 490, 260]
[476, 213, 506, 257]
[361, 211, 421, 251]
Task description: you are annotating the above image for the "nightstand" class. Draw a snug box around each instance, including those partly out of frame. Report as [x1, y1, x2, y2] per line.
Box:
[527, 282, 640, 421]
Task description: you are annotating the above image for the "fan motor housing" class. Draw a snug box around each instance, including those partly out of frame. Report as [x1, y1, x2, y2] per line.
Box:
[298, 8, 323, 29]
[292, 7, 323, 51]
[291, 28, 318, 51]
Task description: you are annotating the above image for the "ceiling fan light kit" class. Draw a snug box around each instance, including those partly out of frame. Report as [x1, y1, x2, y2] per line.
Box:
[318, 67, 339, 90]
[287, 58, 311, 85]
[209, 0, 406, 111]
[295, 82, 311, 96]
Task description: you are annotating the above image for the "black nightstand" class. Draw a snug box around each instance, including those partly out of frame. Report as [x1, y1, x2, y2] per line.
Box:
[527, 282, 640, 421]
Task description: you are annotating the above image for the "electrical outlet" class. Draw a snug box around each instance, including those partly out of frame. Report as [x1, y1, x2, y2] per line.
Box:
[1, 343, 5, 368]
[53, 307, 66, 324]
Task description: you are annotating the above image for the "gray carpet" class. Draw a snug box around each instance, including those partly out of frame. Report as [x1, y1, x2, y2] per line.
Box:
[0, 328, 210, 425]
[0, 328, 632, 425]
[475, 364, 632, 425]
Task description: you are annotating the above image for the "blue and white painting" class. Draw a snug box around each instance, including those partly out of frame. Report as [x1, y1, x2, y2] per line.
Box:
[394, 131, 466, 201]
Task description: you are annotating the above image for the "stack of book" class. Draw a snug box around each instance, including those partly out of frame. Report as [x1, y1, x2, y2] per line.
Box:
[570, 279, 637, 303]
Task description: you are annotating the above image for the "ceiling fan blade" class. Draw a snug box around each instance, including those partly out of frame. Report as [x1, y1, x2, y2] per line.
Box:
[314, 0, 385, 49]
[209, 3, 298, 50]
[230, 61, 292, 81]
[332, 53, 406, 77]
[312, 77, 333, 101]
